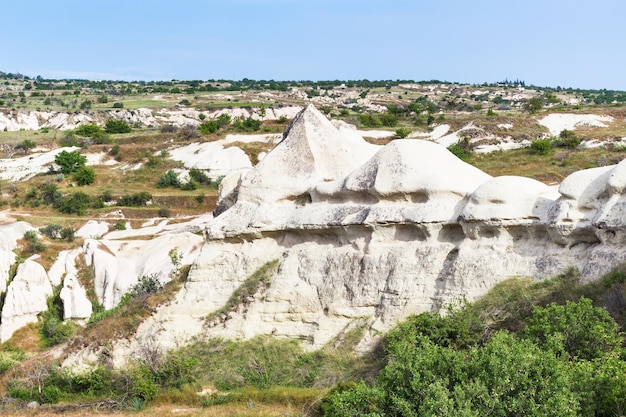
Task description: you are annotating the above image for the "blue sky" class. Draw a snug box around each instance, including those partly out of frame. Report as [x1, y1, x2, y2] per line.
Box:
[2, 0, 625, 90]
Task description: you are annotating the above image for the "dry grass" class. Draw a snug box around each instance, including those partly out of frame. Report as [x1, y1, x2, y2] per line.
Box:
[0, 402, 307, 417]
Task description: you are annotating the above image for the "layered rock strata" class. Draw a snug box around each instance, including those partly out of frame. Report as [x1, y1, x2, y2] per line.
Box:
[111, 105, 626, 362]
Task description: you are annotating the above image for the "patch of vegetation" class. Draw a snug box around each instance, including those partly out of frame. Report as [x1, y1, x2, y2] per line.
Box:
[321, 266, 626, 417]
[206, 260, 278, 323]
[54, 150, 87, 175]
[117, 192, 152, 207]
[104, 119, 131, 134]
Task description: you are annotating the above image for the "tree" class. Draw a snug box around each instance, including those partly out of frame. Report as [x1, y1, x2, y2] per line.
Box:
[73, 166, 96, 186]
[54, 150, 86, 174]
[524, 96, 545, 113]
[79, 99, 92, 110]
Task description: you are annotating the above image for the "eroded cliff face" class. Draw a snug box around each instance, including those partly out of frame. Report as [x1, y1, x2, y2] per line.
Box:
[94, 104, 626, 365]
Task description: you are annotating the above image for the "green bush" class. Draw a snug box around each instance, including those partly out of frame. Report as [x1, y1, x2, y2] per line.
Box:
[157, 170, 181, 188]
[112, 102, 124, 108]
[447, 143, 472, 161]
[521, 297, 622, 361]
[216, 113, 231, 128]
[73, 165, 96, 186]
[394, 127, 411, 139]
[117, 192, 152, 207]
[58, 192, 91, 215]
[198, 120, 218, 135]
[60, 227, 75, 242]
[554, 129, 581, 149]
[54, 150, 87, 174]
[40, 223, 63, 239]
[530, 138, 553, 155]
[105, 119, 131, 134]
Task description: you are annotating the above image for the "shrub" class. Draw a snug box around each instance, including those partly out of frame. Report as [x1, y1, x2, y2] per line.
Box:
[74, 124, 103, 137]
[54, 150, 86, 174]
[188, 168, 210, 185]
[73, 166, 96, 186]
[160, 124, 177, 134]
[113, 220, 126, 230]
[521, 297, 622, 361]
[216, 113, 231, 128]
[530, 138, 553, 155]
[157, 170, 181, 188]
[105, 119, 131, 134]
[448, 142, 472, 161]
[198, 120, 218, 135]
[40, 223, 63, 239]
[394, 127, 411, 139]
[233, 116, 261, 132]
[554, 129, 581, 149]
[24, 230, 46, 254]
[60, 227, 75, 242]
[112, 102, 124, 108]
[58, 192, 92, 215]
[158, 207, 170, 218]
[379, 112, 397, 127]
[97, 95, 108, 104]
[118, 192, 152, 207]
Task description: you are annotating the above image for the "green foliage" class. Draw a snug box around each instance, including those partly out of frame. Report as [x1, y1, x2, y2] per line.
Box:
[97, 95, 108, 103]
[358, 113, 382, 128]
[216, 113, 231, 128]
[41, 182, 62, 206]
[117, 192, 152, 207]
[73, 165, 96, 186]
[113, 220, 126, 230]
[104, 119, 131, 134]
[320, 381, 385, 417]
[198, 120, 218, 135]
[522, 297, 622, 361]
[157, 169, 181, 188]
[17, 139, 36, 151]
[112, 102, 124, 108]
[233, 116, 261, 132]
[39, 288, 77, 347]
[524, 96, 545, 113]
[23, 230, 46, 254]
[60, 227, 75, 242]
[54, 150, 87, 174]
[447, 140, 472, 161]
[58, 192, 91, 215]
[0, 350, 26, 377]
[531, 138, 553, 155]
[553, 129, 581, 149]
[74, 123, 102, 137]
[379, 112, 397, 127]
[39, 223, 63, 239]
[394, 126, 411, 139]
[79, 99, 92, 110]
[188, 167, 210, 185]
[206, 260, 278, 323]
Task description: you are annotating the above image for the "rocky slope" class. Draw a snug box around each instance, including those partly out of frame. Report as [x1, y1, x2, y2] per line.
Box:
[58, 105, 626, 367]
[2, 104, 626, 369]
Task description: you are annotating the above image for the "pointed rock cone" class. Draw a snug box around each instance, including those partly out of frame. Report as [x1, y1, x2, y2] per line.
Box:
[236, 105, 379, 205]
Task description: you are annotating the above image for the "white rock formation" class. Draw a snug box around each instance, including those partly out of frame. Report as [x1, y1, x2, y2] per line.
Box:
[0, 222, 34, 294]
[62, 105, 626, 367]
[0, 259, 53, 342]
[53, 249, 93, 321]
[538, 113, 614, 136]
[83, 231, 204, 309]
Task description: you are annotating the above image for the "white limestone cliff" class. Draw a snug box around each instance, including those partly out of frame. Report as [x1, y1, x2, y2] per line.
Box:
[0, 258, 53, 342]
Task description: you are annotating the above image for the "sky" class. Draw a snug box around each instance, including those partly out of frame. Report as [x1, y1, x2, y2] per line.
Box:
[2, 0, 625, 90]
